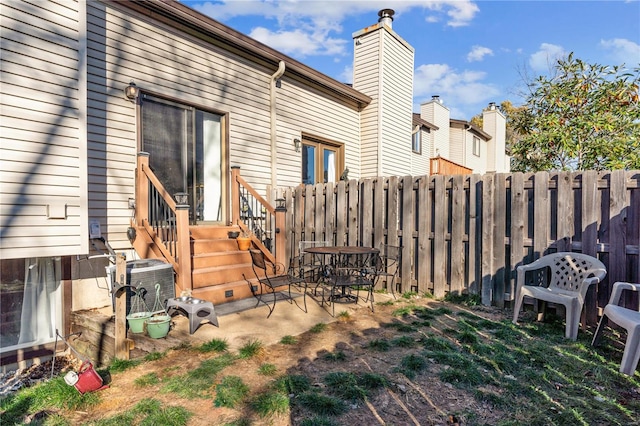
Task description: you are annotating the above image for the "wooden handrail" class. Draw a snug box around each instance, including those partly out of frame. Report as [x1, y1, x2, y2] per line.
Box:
[231, 167, 284, 267]
[135, 152, 191, 294]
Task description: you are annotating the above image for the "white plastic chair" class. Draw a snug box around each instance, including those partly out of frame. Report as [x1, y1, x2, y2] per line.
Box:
[512, 252, 607, 340]
[592, 282, 640, 376]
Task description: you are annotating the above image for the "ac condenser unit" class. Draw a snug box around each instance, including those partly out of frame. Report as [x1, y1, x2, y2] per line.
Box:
[107, 259, 175, 315]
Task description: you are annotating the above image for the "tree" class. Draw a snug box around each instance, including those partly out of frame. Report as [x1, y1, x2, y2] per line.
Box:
[509, 53, 640, 171]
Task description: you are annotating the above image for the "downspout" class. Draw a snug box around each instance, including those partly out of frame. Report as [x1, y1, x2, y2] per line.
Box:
[270, 61, 286, 192]
[376, 31, 384, 176]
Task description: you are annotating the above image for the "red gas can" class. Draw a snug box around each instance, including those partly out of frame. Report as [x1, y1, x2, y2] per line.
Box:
[74, 361, 106, 394]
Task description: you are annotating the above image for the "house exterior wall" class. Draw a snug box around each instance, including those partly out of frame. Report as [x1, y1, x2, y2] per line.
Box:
[449, 127, 465, 165]
[1, 0, 89, 259]
[411, 128, 431, 176]
[86, 1, 362, 252]
[353, 21, 414, 177]
[483, 107, 509, 172]
[352, 28, 382, 177]
[420, 99, 450, 158]
[463, 132, 487, 174]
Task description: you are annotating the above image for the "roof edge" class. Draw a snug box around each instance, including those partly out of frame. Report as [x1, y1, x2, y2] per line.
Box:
[109, 0, 371, 107]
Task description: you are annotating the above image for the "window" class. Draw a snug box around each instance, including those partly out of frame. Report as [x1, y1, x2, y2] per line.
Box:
[0, 257, 62, 353]
[473, 136, 481, 157]
[412, 131, 421, 154]
[301, 137, 344, 184]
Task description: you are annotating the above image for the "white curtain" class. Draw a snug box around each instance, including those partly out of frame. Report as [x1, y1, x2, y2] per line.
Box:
[18, 257, 60, 344]
[326, 151, 336, 183]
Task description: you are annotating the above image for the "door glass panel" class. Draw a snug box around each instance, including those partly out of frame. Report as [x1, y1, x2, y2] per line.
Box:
[302, 144, 316, 185]
[324, 149, 336, 183]
[142, 95, 223, 224]
[198, 112, 222, 221]
[142, 97, 192, 200]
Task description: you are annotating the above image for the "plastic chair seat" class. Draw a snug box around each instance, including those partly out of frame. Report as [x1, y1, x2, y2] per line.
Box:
[512, 252, 606, 340]
[592, 282, 640, 376]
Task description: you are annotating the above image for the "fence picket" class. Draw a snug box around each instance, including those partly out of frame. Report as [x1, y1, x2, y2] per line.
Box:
[282, 170, 640, 319]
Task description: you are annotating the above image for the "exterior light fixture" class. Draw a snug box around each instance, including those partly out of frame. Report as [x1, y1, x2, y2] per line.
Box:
[275, 198, 286, 211]
[126, 226, 137, 243]
[293, 138, 301, 152]
[124, 81, 139, 100]
[174, 192, 189, 205]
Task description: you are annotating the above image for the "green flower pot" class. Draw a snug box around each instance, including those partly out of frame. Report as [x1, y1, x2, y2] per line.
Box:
[146, 314, 171, 339]
[126, 312, 151, 333]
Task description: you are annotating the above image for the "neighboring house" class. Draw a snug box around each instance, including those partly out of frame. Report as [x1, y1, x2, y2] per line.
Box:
[0, 1, 507, 367]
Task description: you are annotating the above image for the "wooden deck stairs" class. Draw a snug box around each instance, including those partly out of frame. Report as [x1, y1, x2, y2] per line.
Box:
[132, 224, 260, 305]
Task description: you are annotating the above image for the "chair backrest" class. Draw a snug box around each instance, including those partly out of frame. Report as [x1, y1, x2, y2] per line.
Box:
[249, 249, 268, 273]
[533, 252, 606, 292]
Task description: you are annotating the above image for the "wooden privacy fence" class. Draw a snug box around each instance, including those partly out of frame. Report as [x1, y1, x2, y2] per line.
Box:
[280, 170, 640, 323]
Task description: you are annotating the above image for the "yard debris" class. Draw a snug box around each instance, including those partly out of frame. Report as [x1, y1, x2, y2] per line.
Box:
[0, 355, 79, 397]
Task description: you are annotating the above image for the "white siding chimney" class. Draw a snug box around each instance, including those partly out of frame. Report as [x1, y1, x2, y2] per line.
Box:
[353, 9, 415, 177]
[421, 96, 450, 159]
[482, 103, 509, 172]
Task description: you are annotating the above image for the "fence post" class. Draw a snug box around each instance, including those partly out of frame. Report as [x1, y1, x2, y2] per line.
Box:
[136, 152, 150, 226]
[275, 199, 287, 268]
[231, 166, 240, 226]
[175, 205, 192, 294]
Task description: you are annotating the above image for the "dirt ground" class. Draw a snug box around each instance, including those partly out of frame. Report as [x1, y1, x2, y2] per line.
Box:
[45, 297, 509, 426]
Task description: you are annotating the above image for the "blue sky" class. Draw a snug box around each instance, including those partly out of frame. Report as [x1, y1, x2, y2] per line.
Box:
[181, 0, 640, 120]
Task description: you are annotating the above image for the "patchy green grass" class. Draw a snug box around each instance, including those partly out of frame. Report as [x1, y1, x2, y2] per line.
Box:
[214, 376, 249, 408]
[251, 390, 290, 417]
[143, 351, 167, 362]
[238, 339, 264, 359]
[322, 350, 347, 362]
[86, 398, 191, 426]
[258, 363, 278, 376]
[367, 338, 391, 351]
[310, 323, 328, 333]
[4, 297, 640, 426]
[108, 358, 140, 373]
[160, 353, 236, 398]
[134, 372, 160, 387]
[0, 376, 101, 424]
[280, 335, 298, 345]
[198, 338, 229, 353]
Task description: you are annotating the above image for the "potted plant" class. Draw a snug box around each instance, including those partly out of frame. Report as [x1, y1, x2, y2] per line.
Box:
[236, 230, 252, 250]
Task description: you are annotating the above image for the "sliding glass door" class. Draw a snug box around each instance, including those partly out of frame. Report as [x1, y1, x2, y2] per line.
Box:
[141, 95, 224, 223]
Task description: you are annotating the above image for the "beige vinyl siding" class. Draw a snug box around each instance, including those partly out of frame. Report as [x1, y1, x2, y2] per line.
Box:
[276, 77, 361, 183]
[353, 29, 382, 177]
[88, 2, 362, 251]
[379, 30, 413, 177]
[449, 128, 464, 165]
[87, 2, 272, 250]
[463, 133, 486, 174]
[420, 101, 450, 159]
[411, 128, 431, 175]
[0, 0, 88, 259]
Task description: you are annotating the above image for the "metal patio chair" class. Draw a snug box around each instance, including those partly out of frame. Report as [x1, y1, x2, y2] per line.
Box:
[248, 249, 307, 318]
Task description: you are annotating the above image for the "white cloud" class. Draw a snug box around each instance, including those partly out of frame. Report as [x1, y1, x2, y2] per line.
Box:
[529, 43, 566, 72]
[339, 64, 353, 84]
[413, 63, 500, 116]
[249, 27, 347, 57]
[599, 38, 640, 66]
[467, 45, 493, 62]
[190, 1, 481, 58]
